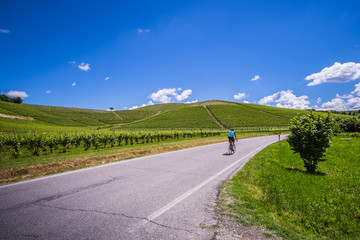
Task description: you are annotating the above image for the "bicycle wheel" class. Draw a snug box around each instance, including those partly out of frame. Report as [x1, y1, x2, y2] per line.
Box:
[228, 145, 234, 155]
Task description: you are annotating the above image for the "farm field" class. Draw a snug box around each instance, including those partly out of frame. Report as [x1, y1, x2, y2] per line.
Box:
[221, 136, 360, 240]
[117, 106, 220, 129]
[0, 100, 351, 132]
[208, 104, 294, 127]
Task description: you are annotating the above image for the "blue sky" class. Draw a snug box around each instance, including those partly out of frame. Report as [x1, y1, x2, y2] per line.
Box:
[1, 0, 360, 111]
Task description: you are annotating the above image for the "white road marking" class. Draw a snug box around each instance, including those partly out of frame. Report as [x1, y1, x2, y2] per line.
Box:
[135, 142, 271, 229]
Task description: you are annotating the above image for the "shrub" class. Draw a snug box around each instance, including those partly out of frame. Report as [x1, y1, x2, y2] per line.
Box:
[288, 112, 335, 173]
[339, 117, 360, 132]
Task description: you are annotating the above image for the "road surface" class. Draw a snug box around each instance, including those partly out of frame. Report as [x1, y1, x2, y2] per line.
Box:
[0, 135, 286, 239]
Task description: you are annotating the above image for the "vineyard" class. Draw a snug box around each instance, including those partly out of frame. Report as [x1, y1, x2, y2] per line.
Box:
[0, 129, 221, 160]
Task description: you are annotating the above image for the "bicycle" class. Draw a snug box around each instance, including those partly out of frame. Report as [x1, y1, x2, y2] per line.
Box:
[228, 140, 236, 155]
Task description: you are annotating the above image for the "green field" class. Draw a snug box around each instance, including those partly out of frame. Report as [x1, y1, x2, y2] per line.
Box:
[0, 100, 352, 132]
[208, 103, 295, 127]
[117, 106, 220, 129]
[222, 136, 360, 240]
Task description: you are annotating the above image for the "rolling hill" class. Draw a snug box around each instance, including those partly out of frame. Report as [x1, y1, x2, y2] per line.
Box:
[0, 100, 350, 131]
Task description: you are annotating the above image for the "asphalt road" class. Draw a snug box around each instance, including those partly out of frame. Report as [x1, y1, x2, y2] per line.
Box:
[0, 135, 286, 240]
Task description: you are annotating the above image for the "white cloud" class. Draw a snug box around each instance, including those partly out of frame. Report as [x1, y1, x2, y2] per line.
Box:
[251, 75, 260, 81]
[46, 90, 51, 94]
[138, 28, 150, 33]
[129, 101, 154, 110]
[276, 90, 310, 109]
[129, 105, 139, 110]
[234, 93, 247, 100]
[105, 77, 110, 81]
[78, 62, 90, 71]
[107, 108, 115, 111]
[336, 93, 354, 99]
[258, 90, 310, 110]
[72, 82, 76, 87]
[6, 90, 28, 99]
[141, 101, 154, 107]
[258, 92, 279, 105]
[150, 88, 177, 103]
[351, 82, 360, 96]
[321, 98, 350, 111]
[185, 100, 198, 104]
[150, 88, 193, 103]
[0, 29, 10, 34]
[320, 82, 360, 110]
[175, 89, 192, 101]
[316, 97, 322, 104]
[305, 62, 360, 86]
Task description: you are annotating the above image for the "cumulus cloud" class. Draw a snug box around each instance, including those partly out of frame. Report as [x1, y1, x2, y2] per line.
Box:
[175, 89, 192, 101]
[305, 62, 360, 86]
[336, 93, 354, 99]
[72, 82, 76, 87]
[129, 101, 154, 110]
[46, 90, 51, 94]
[258, 90, 310, 110]
[150, 88, 193, 103]
[138, 28, 150, 33]
[234, 93, 247, 100]
[321, 83, 360, 110]
[0, 29, 10, 34]
[321, 97, 360, 111]
[150, 88, 177, 103]
[185, 100, 198, 104]
[6, 90, 28, 99]
[105, 77, 110, 81]
[317, 97, 322, 104]
[351, 82, 360, 96]
[78, 62, 90, 71]
[258, 92, 279, 105]
[251, 75, 260, 81]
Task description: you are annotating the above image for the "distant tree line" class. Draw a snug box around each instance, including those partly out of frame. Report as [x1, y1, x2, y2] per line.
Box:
[0, 95, 23, 104]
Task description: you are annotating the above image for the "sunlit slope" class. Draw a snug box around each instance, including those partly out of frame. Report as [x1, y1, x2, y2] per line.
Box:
[0, 101, 82, 126]
[207, 104, 292, 127]
[118, 106, 219, 129]
[0, 101, 183, 127]
[0, 100, 350, 131]
[114, 103, 183, 123]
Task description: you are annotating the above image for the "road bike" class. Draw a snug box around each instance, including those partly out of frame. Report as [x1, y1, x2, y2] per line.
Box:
[228, 140, 236, 155]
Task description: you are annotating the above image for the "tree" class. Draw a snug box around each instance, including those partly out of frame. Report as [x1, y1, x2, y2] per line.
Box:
[287, 112, 335, 173]
[13, 97, 23, 104]
[0, 94, 23, 104]
[109, 107, 114, 111]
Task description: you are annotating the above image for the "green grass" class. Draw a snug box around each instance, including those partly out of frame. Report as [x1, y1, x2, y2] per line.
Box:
[223, 136, 360, 240]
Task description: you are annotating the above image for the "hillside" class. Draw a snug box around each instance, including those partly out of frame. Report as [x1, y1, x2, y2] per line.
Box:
[0, 100, 351, 131]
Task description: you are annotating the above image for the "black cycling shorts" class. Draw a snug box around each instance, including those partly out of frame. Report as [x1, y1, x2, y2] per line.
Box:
[228, 136, 234, 142]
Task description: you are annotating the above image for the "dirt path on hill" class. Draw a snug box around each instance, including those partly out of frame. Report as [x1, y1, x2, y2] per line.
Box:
[0, 113, 34, 120]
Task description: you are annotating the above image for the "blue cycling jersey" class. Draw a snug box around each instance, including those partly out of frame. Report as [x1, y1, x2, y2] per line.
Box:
[228, 130, 235, 137]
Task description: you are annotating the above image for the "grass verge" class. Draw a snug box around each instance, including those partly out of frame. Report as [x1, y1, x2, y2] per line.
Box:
[0, 132, 273, 185]
[220, 136, 360, 240]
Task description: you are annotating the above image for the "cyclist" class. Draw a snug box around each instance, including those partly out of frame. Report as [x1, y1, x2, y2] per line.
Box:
[228, 128, 238, 149]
